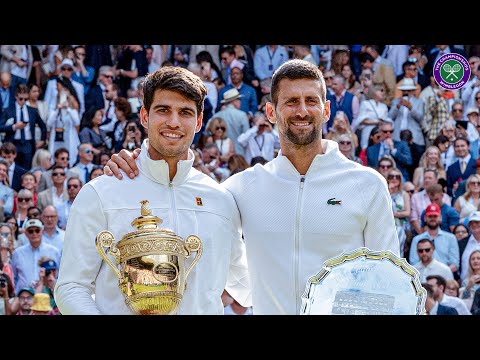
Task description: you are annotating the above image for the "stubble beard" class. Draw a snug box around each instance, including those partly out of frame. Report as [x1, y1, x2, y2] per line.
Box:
[282, 115, 321, 146]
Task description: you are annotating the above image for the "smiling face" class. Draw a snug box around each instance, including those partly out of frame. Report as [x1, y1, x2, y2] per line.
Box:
[140, 89, 202, 161]
[266, 78, 329, 149]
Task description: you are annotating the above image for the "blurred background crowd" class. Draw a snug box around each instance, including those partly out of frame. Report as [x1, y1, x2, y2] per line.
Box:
[2, 44, 480, 315]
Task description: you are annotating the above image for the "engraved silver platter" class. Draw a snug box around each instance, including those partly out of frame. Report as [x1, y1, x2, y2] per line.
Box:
[300, 247, 426, 315]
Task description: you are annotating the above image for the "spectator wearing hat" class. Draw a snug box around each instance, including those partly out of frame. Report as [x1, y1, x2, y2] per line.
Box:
[30, 292, 54, 315]
[11, 286, 34, 315]
[394, 61, 423, 99]
[43, 58, 85, 118]
[420, 184, 460, 233]
[460, 211, 480, 282]
[209, 88, 250, 157]
[389, 78, 426, 159]
[34, 256, 59, 314]
[411, 195, 459, 273]
[8, 286, 31, 315]
[10, 218, 61, 294]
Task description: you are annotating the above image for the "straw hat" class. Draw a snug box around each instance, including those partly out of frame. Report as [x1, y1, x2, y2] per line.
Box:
[31, 293, 53, 312]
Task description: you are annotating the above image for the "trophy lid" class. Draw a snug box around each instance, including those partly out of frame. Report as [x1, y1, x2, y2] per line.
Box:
[131, 200, 163, 230]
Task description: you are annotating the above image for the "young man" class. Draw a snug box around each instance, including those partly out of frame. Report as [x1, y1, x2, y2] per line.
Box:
[105, 59, 399, 315]
[54, 66, 250, 315]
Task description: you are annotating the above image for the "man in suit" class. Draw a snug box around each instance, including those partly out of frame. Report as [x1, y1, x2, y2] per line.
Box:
[0, 142, 27, 193]
[447, 137, 476, 198]
[0, 84, 46, 170]
[425, 45, 468, 77]
[367, 120, 412, 181]
[422, 282, 458, 315]
[36, 165, 68, 212]
[84, 65, 115, 112]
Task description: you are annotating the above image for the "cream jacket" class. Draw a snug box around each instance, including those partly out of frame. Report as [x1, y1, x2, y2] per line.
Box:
[55, 139, 251, 315]
[223, 139, 400, 315]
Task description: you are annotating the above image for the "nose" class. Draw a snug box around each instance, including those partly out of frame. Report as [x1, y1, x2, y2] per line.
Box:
[295, 99, 309, 118]
[166, 112, 182, 128]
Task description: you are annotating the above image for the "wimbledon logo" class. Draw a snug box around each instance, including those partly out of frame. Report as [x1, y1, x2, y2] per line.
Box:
[433, 53, 471, 90]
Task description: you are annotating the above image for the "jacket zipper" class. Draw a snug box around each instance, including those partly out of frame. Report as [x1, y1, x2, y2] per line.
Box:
[169, 181, 177, 232]
[295, 176, 305, 312]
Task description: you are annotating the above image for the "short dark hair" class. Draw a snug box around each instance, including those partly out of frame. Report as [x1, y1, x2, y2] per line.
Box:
[426, 274, 447, 289]
[270, 59, 326, 106]
[142, 66, 207, 117]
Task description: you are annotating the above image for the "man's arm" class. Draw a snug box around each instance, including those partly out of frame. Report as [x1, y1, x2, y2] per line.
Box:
[54, 184, 108, 314]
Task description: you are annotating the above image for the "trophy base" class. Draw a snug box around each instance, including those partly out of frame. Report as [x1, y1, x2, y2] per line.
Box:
[126, 290, 183, 315]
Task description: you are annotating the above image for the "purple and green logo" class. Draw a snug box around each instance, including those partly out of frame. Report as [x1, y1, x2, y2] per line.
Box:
[433, 53, 471, 90]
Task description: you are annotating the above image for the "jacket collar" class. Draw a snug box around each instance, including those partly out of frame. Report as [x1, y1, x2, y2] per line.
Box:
[272, 139, 342, 179]
[137, 139, 194, 186]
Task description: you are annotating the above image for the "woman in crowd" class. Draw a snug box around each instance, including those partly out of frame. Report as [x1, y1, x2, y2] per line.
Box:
[79, 106, 111, 164]
[352, 84, 390, 150]
[13, 189, 34, 237]
[29, 149, 52, 186]
[121, 119, 145, 152]
[341, 63, 361, 95]
[325, 110, 359, 149]
[412, 145, 446, 191]
[460, 250, 480, 310]
[46, 76, 80, 168]
[454, 174, 480, 224]
[204, 117, 235, 166]
[386, 167, 411, 257]
[336, 133, 362, 165]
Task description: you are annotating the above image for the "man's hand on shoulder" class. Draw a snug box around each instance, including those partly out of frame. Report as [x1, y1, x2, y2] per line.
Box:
[103, 148, 141, 180]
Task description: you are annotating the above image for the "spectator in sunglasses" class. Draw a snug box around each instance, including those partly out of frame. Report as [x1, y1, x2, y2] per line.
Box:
[10, 218, 60, 293]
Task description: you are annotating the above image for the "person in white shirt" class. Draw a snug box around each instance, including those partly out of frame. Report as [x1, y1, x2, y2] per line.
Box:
[414, 239, 454, 282]
[426, 274, 471, 315]
[105, 59, 400, 315]
[54, 66, 251, 315]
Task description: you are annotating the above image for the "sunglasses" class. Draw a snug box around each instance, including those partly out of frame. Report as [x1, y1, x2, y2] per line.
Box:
[382, 130, 393, 134]
[406, 190, 415, 194]
[18, 198, 32, 202]
[27, 228, 41, 234]
[453, 109, 463, 112]
[61, 67, 73, 71]
[379, 164, 392, 169]
[59, 156, 69, 160]
[52, 172, 65, 177]
[417, 248, 432, 253]
[387, 174, 402, 180]
[67, 184, 79, 189]
[83, 149, 92, 154]
[324, 76, 333, 80]
[103, 74, 114, 79]
[470, 182, 480, 186]
[215, 127, 226, 131]
[339, 141, 351, 145]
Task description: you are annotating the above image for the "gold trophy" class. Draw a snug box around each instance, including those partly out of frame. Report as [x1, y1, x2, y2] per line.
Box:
[95, 200, 202, 315]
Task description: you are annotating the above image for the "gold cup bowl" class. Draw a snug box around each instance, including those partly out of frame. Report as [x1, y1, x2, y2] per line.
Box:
[95, 200, 202, 315]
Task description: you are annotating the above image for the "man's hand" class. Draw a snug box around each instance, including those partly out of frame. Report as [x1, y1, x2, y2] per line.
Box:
[103, 148, 141, 180]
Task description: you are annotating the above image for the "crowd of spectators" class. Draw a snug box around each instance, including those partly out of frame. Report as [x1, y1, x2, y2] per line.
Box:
[2, 44, 480, 315]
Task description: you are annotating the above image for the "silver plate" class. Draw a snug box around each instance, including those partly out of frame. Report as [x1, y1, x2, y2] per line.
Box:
[300, 247, 426, 315]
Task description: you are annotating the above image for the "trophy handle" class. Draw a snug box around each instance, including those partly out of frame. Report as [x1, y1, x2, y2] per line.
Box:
[184, 235, 203, 281]
[95, 230, 121, 279]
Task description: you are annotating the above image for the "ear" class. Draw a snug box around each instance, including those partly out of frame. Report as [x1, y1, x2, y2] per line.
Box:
[323, 99, 331, 125]
[140, 106, 148, 129]
[195, 113, 204, 133]
[265, 102, 276, 124]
